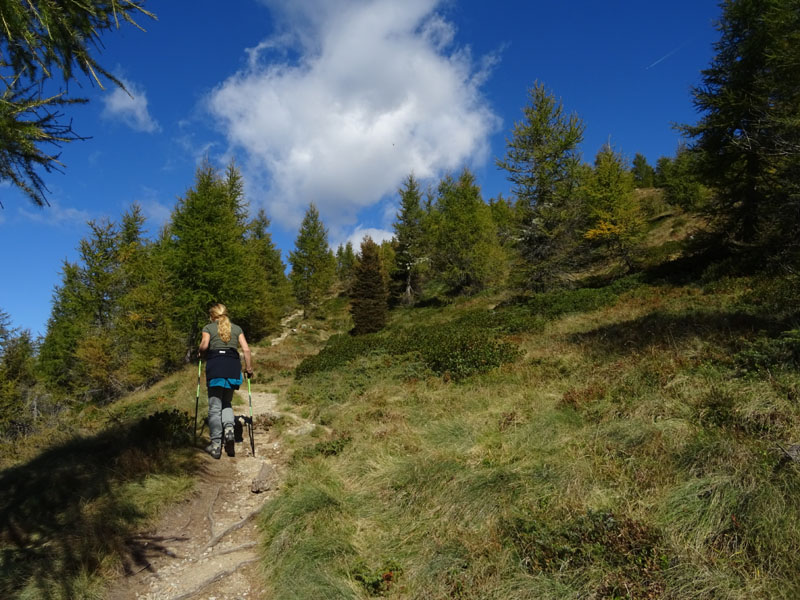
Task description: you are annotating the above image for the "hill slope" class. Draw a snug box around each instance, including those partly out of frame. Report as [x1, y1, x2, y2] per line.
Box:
[261, 270, 800, 599]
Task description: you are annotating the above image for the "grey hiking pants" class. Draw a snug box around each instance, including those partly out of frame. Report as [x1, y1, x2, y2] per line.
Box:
[208, 387, 235, 444]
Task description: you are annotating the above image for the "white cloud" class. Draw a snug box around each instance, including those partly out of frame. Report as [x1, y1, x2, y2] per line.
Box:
[209, 0, 500, 230]
[101, 77, 160, 133]
[342, 226, 395, 250]
[18, 202, 91, 227]
[135, 188, 173, 230]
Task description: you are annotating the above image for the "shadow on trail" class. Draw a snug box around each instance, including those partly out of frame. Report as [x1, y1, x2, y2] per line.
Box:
[0, 412, 206, 599]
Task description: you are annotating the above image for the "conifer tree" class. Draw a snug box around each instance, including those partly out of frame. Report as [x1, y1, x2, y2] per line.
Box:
[430, 169, 504, 293]
[289, 204, 336, 317]
[336, 241, 358, 296]
[350, 237, 388, 335]
[684, 0, 800, 254]
[631, 153, 655, 188]
[496, 82, 586, 288]
[39, 261, 88, 394]
[114, 205, 182, 387]
[583, 146, 644, 270]
[0, 327, 36, 436]
[391, 174, 427, 304]
[245, 208, 291, 339]
[168, 161, 250, 352]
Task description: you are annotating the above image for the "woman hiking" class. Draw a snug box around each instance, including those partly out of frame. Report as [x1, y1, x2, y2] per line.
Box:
[198, 303, 253, 459]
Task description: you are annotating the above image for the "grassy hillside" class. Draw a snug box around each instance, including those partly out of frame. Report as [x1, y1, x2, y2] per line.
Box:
[260, 262, 800, 598]
[0, 308, 347, 600]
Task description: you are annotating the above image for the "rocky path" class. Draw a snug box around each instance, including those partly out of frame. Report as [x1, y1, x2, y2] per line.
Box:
[108, 312, 307, 600]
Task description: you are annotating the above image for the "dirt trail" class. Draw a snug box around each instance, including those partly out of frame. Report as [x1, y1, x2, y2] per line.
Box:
[108, 312, 307, 600]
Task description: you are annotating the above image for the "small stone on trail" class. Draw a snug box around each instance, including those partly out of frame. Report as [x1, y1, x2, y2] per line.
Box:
[251, 462, 278, 493]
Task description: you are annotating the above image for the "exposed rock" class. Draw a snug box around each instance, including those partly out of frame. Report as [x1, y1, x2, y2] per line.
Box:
[251, 463, 278, 494]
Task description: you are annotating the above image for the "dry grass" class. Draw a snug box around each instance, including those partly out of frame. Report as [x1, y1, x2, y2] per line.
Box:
[257, 271, 800, 599]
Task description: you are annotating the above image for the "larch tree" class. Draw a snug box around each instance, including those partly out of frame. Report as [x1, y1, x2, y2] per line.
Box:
[0, 0, 154, 206]
[245, 208, 291, 339]
[336, 241, 358, 296]
[496, 82, 586, 288]
[289, 204, 336, 317]
[684, 0, 800, 256]
[583, 145, 644, 270]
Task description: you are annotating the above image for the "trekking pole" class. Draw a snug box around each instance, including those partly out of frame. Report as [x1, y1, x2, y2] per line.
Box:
[246, 372, 255, 457]
[193, 359, 202, 445]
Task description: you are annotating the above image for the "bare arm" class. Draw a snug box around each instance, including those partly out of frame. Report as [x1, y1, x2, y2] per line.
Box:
[198, 331, 210, 357]
[239, 332, 253, 376]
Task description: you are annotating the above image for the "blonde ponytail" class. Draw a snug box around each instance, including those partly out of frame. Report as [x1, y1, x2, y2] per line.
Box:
[209, 303, 232, 343]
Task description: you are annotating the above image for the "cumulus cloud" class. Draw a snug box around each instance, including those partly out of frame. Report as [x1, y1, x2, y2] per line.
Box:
[101, 77, 160, 133]
[208, 0, 500, 231]
[342, 226, 395, 250]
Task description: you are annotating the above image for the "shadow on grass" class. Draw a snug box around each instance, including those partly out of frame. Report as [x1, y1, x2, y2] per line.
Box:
[0, 413, 205, 598]
[570, 310, 786, 357]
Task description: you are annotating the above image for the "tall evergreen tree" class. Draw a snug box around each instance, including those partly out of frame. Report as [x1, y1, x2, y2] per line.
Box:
[496, 82, 586, 288]
[684, 0, 800, 254]
[289, 204, 336, 317]
[631, 153, 655, 188]
[391, 174, 427, 304]
[168, 161, 251, 353]
[0, 327, 36, 436]
[39, 261, 88, 394]
[350, 237, 389, 335]
[114, 205, 182, 388]
[336, 242, 358, 296]
[430, 169, 504, 293]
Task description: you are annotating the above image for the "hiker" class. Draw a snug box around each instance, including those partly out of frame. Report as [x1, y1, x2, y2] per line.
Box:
[198, 303, 253, 459]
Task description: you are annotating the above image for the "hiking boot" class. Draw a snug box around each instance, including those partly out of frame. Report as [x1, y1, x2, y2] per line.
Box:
[224, 425, 236, 457]
[205, 442, 222, 459]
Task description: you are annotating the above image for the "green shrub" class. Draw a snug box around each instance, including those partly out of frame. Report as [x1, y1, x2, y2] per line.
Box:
[524, 275, 644, 319]
[296, 314, 523, 381]
[351, 559, 403, 596]
[295, 334, 384, 378]
[402, 323, 520, 380]
[735, 329, 800, 373]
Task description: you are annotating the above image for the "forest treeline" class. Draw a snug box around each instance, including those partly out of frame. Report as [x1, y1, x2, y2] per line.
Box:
[1, 0, 798, 439]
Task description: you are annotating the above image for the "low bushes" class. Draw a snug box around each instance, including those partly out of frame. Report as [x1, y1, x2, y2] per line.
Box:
[296, 319, 520, 381]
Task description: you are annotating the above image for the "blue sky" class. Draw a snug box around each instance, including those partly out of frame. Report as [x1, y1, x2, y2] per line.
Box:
[0, 0, 721, 336]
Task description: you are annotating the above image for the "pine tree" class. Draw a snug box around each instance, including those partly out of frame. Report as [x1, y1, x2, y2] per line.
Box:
[631, 153, 655, 188]
[39, 261, 88, 395]
[391, 174, 427, 304]
[168, 161, 250, 353]
[350, 237, 388, 335]
[684, 0, 800, 254]
[496, 82, 586, 289]
[336, 242, 358, 296]
[289, 204, 336, 317]
[0, 0, 154, 206]
[429, 169, 505, 294]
